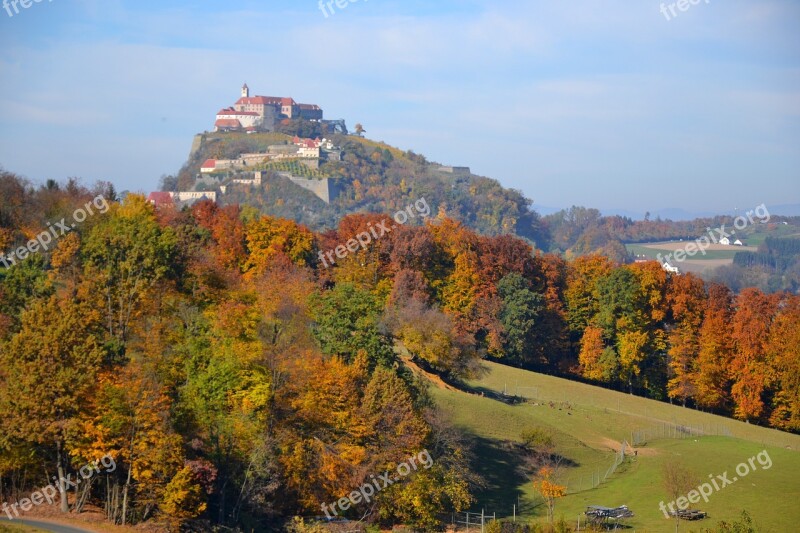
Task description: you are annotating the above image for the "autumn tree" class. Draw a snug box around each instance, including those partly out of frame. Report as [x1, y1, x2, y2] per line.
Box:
[579, 326, 609, 382]
[666, 273, 706, 406]
[564, 254, 614, 342]
[162, 466, 208, 531]
[389, 299, 479, 379]
[74, 363, 184, 525]
[178, 296, 276, 524]
[532, 466, 566, 524]
[329, 213, 395, 292]
[765, 296, 800, 431]
[0, 296, 103, 513]
[730, 288, 779, 421]
[81, 194, 177, 344]
[244, 215, 315, 278]
[695, 283, 734, 412]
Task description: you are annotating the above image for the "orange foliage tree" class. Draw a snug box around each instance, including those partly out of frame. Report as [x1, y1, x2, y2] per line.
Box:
[532, 466, 567, 523]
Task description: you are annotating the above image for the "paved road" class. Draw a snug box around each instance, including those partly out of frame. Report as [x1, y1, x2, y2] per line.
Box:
[0, 517, 94, 533]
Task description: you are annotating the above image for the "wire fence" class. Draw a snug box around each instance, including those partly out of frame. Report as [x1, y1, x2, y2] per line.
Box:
[630, 421, 732, 446]
[451, 510, 497, 532]
[562, 441, 627, 494]
[503, 381, 800, 451]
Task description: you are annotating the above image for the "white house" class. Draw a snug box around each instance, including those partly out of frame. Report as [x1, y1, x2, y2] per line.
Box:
[201, 159, 217, 173]
[662, 262, 680, 274]
[734, 239, 744, 246]
[719, 237, 731, 246]
[172, 191, 217, 203]
[215, 107, 263, 132]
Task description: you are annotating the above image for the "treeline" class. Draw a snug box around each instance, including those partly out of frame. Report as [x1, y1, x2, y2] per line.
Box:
[723, 237, 800, 291]
[1, 171, 799, 531]
[733, 237, 799, 271]
[540, 205, 794, 259]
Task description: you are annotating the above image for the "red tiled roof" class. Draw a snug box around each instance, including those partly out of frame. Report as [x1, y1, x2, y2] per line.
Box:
[215, 119, 242, 129]
[235, 96, 283, 106]
[217, 107, 259, 116]
[147, 192, 174, 206]
[233, 95, 318, 109]
[201, 159, 217, 169]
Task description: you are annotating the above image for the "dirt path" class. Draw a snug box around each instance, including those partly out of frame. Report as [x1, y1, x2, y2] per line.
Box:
[401, 357, 460, 392]
[596, 437, 657, 457]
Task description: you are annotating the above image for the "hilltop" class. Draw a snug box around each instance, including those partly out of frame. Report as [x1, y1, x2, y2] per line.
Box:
[164, 129, 547, 244]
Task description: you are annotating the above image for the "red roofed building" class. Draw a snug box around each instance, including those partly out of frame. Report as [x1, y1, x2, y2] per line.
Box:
[147, 192, 175, 208]
[293, 137, 321, 158]
[214, 119, 242, 132]
[201, 159, 217, 173]
[215, 106, 263, 132]
[298, 103, 323, 120]
[222, 84, 323, 130]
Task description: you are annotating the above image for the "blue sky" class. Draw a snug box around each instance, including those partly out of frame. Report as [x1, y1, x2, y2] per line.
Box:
[0, 0, 798, 215]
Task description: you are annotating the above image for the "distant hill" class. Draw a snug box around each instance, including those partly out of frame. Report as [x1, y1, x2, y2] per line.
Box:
[600, 205, 800, 221]
[170, 131, 549, 245]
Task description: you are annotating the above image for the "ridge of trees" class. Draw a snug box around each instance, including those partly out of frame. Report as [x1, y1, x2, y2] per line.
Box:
[1, 171, 798, 530]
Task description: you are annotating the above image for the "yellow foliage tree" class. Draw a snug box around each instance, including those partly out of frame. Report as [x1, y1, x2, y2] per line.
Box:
[244, 216, 315, 278]
[161, 466, 208, 532]
[579, 326, 606, 381]
[532, 466, 566, 523]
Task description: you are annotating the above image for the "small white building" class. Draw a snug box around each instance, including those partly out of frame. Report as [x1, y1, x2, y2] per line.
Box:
[734, 239, 744, 246]
[662, 262, 680, 274]
[719, 237, 731, 246]
[215, 107, 263, 131]
[201, 159, 217, 173]
[172, 191, 217, 203]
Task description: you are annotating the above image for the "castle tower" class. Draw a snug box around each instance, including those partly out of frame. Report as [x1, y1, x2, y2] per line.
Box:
[241, 83, 249, 98]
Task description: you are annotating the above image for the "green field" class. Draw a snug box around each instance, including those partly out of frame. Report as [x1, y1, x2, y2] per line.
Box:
[627, 221, 800, 261]
[626, 244, 740, 261]
[427, 361, 800, 532]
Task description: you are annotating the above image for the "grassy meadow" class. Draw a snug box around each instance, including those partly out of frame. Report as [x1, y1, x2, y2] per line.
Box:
[425, 361, 800, 532]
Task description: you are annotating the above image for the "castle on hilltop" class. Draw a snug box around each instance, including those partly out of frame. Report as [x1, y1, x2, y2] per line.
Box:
[214, 84, 323, 133]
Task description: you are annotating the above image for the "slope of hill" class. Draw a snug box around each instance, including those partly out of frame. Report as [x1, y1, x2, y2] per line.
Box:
[420, 360, 800, 531]
[172, 131, 547, 244]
